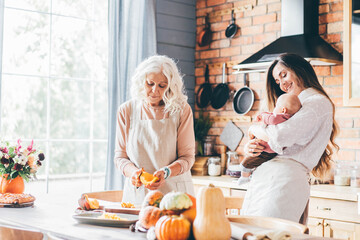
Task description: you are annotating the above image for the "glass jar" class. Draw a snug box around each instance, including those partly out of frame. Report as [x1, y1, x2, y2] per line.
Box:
[351, 165, 360, 188]
[226, 151, 241, 177]
[207, 157, 221, 176]
[203, 136, 214, 156]
[334, 163, 351, 186]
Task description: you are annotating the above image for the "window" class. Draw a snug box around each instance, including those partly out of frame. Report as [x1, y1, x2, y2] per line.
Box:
[0, 0, 108, 194]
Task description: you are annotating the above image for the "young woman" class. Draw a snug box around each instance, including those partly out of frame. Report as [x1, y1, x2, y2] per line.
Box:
[241, 53, 338, 224]
[114, 55, 195, 205]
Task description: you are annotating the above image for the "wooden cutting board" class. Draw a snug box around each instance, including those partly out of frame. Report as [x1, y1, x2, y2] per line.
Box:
[104, 206, 141, 215]
[0, 201, 34, 208]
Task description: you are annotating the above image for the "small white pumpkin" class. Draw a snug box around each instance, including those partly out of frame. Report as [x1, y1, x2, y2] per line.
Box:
[159, 191, 193, 210]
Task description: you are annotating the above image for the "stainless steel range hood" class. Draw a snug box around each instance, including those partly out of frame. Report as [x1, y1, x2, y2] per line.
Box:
[233, 0, 343, 74]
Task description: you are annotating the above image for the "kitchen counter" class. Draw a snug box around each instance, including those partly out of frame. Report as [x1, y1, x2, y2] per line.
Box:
[192, 175, 360, 202]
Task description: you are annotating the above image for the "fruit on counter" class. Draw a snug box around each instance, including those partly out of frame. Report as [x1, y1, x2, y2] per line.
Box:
[139, 206, 165, 229]
[193, 183, 231, 240]
[159, 192, 193, 211]
[78, 194, 99, 210]
[180, 207, 196, 224]
[121, 201, 135, 208]
[138, 168, 159, 186]
[142, 190, 164, 208]
[155, 215, 191, 240]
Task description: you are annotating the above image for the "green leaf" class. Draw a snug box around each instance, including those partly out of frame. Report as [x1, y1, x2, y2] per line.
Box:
[10, 171, 19, 179]
[194, 111, 213, 142]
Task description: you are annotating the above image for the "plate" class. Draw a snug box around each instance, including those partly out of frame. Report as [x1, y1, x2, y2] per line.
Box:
[104, 205, 141, 215]
[72, 212, 138, 227]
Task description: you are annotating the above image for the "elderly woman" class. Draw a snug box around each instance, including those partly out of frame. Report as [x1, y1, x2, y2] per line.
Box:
[114, 55, 195, 204]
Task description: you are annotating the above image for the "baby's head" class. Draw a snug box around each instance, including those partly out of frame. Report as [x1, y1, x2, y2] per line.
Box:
[273, 94, 302, 115]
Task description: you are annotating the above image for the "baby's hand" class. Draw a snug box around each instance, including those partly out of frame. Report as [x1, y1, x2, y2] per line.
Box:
[255, 115, 262, 122]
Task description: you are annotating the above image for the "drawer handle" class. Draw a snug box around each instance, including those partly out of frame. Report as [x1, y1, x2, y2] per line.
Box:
[316, 222, 322, 226]
[324, 222, 330, 227]
[317, 207, 331, 211]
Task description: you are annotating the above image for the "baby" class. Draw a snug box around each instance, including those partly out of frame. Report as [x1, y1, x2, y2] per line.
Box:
[237, 93, 302, 185]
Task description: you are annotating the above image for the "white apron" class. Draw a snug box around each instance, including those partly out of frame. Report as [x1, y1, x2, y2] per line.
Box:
[122, 100, 194, 206]
[241, 157, 310, 223]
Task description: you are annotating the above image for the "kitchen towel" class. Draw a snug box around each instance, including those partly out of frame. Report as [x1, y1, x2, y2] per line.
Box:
[220, 121, 244, 151]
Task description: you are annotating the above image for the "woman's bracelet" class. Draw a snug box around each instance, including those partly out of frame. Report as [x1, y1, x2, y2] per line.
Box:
[160, 166, 171, 179]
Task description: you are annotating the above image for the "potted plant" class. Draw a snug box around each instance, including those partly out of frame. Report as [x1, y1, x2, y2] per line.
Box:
[0, 139, 45, 193]
[194, 112, 213, 156]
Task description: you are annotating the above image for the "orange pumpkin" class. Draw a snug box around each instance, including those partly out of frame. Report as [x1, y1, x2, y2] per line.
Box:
[139, 206, 165, 229]
[0, 174, 25, 194]
[186, 193, 196, 208]
[78, 194, 99, 210]
[138, 168, 159, 186]
[155, 215, 191, 240]
[180, 207, 196, 224]
[142, 190, 164, 208]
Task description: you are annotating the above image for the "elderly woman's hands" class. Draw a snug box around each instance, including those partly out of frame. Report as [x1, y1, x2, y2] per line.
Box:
[145, 170, 166, 190]
[131, 169, 143, 188]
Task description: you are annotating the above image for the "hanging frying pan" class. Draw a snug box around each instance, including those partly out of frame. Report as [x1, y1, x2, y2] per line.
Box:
[233, 73, 254, 115]
[210, 63, 229, 109]
[196, 64, 212, 108]
[225, 10, 238, 38]
[197, 14, 212, 47]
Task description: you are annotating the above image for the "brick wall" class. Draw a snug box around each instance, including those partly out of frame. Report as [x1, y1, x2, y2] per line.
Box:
[195, 0, 355, 164]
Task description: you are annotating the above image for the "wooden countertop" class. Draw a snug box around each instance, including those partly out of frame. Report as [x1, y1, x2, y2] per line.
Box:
[192, 175, 360, 202]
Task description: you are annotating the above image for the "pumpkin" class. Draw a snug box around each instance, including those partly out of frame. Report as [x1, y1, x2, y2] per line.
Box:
[159, 192, 193, 211]
[142, 190, 164, 208]
[78, 194, 99, 210]
[180, 207, 196, 224]
[193, 183, 231, 240]
[186, 193, 196, 208]
[155, 215, 191, 240]
[0, 174, 25, 194]
[139, 206, 165, 229]
[138, 168, 159, 186]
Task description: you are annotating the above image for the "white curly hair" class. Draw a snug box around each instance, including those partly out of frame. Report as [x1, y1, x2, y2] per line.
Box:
[130, 55, 188, 115]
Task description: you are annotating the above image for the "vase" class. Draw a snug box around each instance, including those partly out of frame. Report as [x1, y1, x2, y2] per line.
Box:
[0, 174, 25, 194]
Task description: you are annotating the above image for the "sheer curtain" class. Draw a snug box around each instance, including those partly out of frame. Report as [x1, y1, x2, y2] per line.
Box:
[106, 0, 157, 190]
[0, 0, 4, 129]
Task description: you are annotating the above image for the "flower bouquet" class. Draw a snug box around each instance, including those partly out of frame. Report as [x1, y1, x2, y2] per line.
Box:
[0, 140, 45, 184]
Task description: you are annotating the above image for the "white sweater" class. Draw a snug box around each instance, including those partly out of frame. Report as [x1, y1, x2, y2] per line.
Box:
[265, 88, 333, 171]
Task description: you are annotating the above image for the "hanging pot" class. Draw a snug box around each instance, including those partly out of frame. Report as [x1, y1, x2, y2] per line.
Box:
[225, 10, 238, 38]
[233, 73, 254, 115]
[197, 14, 212, 47]
[196, 64, 212, 108]
[210, 63, 229, 109]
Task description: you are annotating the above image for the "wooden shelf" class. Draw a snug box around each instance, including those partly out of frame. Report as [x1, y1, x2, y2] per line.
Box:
[211, 116, 251, 123]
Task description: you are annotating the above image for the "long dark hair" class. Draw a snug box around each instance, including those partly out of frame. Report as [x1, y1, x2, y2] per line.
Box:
[266, 53, 339, 179]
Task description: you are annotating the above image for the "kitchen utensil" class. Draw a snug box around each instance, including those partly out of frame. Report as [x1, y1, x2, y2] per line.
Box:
[233, 73, 254, 115]
[105, 206, 141, 215]
[220, 121, 243, 151]
[197, 14, 212, 47]
[225, 10, 238, 38]
[210, 63, 229, 109]
[196, 64, 212, 108]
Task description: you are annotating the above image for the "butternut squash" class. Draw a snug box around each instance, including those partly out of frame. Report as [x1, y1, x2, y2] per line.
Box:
[192, 183, 231, 240]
